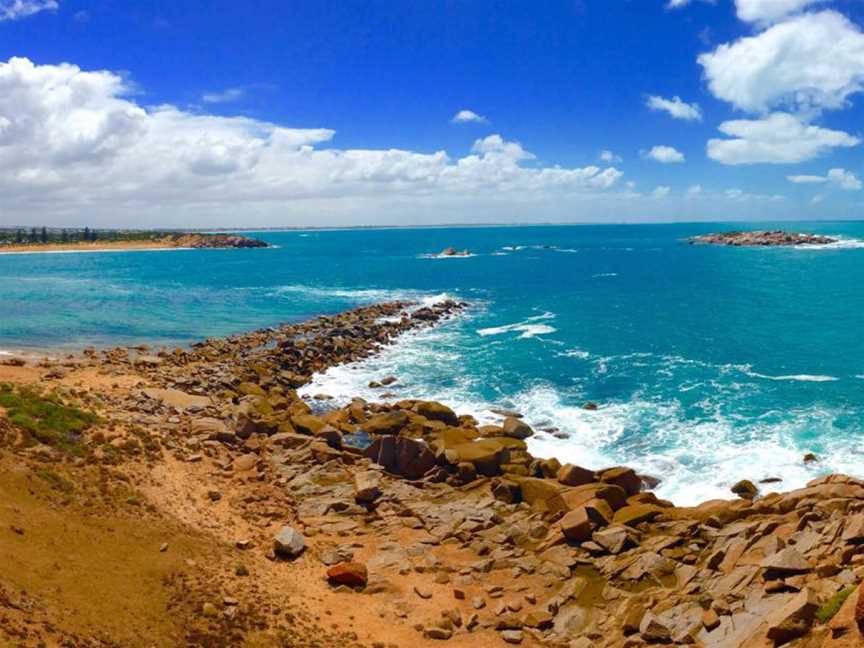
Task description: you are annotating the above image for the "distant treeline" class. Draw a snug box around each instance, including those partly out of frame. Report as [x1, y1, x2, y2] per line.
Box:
[0, 227, 176, 246]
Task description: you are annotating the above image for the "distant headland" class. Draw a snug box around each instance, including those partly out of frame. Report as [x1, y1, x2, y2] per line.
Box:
[0, 227, 269, 254]
[688, 230, 837, 247]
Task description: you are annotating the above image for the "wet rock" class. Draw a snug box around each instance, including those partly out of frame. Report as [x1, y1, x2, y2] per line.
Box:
[501, 417, 533, 440]
[731, 479, 758, 500]
[273, 525, 305, 559]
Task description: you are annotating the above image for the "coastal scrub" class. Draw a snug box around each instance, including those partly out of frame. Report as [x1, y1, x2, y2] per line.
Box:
[0, 383, 98, 454]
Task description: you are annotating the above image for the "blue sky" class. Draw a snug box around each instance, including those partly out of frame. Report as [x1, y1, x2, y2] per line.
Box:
[1, 0, 863, 227]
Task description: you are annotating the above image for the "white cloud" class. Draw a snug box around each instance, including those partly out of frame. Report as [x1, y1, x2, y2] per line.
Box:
[707, 113, 859, 165]
[787, 174, 827, 184]
[811, 194, 824, 204]
[645, 145, 685, 163]
[646, 95, 702, 121]
[735, 0, 825, 25]
[0, 57, 626, 226]
[600, 149, 622, 163]
[788, 168, 862, 190]
[827, 168, 862, 190]
[699, 12, 864, 114]
[652, 186, 671, 198]
[687, 184, 703, 197]
[0, 0, 57, 21]
[451, 109, 488, 124]
[202, 87, 246, 104]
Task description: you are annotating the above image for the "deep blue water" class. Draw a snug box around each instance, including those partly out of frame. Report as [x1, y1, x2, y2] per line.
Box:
[2, 223, 864, 503]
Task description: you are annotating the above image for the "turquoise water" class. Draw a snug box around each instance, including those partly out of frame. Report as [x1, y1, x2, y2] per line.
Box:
[2, 223, 864, 503]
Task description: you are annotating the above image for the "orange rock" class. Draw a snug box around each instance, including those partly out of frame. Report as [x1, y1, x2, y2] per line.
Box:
[326, 562, 368, 588]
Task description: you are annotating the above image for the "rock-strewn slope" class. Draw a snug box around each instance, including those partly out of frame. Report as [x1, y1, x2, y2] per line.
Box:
[688, 231, 837, 247]
[2, 300, 864, 647]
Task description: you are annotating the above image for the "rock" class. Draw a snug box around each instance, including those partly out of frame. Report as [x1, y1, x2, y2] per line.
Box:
[414, 585, 433, 599]
[547, 482, 628, 513]
[557, 463, 595, 487]
[500, 629, 523, 644]
[291, 414, 328, 435]
[613, 504, 663, 527]
[446, 439, 511, 476]
[761, 547, 811, 577]
[561, 507, 595, 543]
[232, 454, 258, 472]
[273, 526, 305, 559]
[690, 230, 837, 247]
[326, 562, 368, 588]
[583, 401, 598, 411]
[765, 587, 819, 644]
[354, 470, 382, 503]
[414, 401, 459, 426]
[191, 417, 232, 442]
[201, 602, 219, 618]
[639, 612, 671, 643]
[598, 467, 642, 496]
[731, 479, 758, 500]
[361, 411, 409, 435]
[803, 452, 819, 463]
[501, 417, 533, 440]
[142, 388, 209, 410]
[424, 627, 452, 640]
[364, 436, 436, 480]
[491, 478, 521, 504]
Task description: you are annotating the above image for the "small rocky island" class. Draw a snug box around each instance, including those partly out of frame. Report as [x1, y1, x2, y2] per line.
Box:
[689, 230, 837, 247]
[439, 246, 471, 257]
[166, 233, 270, 249]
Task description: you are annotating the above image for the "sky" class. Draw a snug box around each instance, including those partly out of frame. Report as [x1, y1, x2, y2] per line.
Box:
[1, 0, 864, 228]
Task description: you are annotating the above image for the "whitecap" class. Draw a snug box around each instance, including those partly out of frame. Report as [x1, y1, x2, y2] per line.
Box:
[592, 272, 618, 278]
[477, 312, 557, 339]
[745, 371, 839, 383]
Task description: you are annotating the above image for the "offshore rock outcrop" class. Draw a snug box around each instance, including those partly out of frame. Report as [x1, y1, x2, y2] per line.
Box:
[689, 231, 837, 247]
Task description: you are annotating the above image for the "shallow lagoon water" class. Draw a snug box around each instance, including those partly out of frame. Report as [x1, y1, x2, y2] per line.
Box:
[2, 222, 864, 503]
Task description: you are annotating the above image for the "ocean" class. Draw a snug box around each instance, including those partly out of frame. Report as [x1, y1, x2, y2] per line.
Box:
[2, 222, 864, 504]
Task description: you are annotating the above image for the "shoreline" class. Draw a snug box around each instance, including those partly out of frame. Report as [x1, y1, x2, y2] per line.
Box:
[2, 300, 864, 646]
[0, 300, 844, 509]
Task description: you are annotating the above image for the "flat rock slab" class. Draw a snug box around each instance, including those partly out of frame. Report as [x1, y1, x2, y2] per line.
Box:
[142, 388, 210, 410]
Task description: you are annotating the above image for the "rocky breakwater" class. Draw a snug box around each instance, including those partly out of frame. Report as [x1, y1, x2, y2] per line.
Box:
[165, 233, 270, 249]
[689, 231, 837, 247]
[18, 299, 864, 647]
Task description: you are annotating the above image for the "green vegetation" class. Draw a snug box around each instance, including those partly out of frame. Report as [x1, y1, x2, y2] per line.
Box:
[815, 586, 856, 624]
[0, 227, 179, 246]
[0, 384, 99, 454]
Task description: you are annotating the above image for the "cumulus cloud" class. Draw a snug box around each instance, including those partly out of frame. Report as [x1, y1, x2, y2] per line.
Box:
[735, 0, 825, 25]
[788, 168, 862, 190]
[451, 109, 488, 124]
[202, 87, 246, 104]
[0, 0, 56, 21]
[645, 145, 685, 163]
[646, 95, 702, 121]
[707, 113, 859, 164]
[652, 186, 671, 198]
[0, 57, 625, 226]
[699, 12, 864, 115]
[600, 149, 622, 163]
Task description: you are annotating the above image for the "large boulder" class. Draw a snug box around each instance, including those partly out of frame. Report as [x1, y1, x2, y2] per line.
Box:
[501, 417, 533, 440]
[557, 464, 595, 487]
[327, 562, 368, 588]
[364, 436, 435, 480]
[361, 411, 409, 435]
[560, 507, 595, 543]
[598, 467, 642, 497]
[354, 470, 382, 503]
[291, 414, 328, 436]
[547, 482, 628, 514]
[413, 401, 459, 426]
[446, 439, 511, 476]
